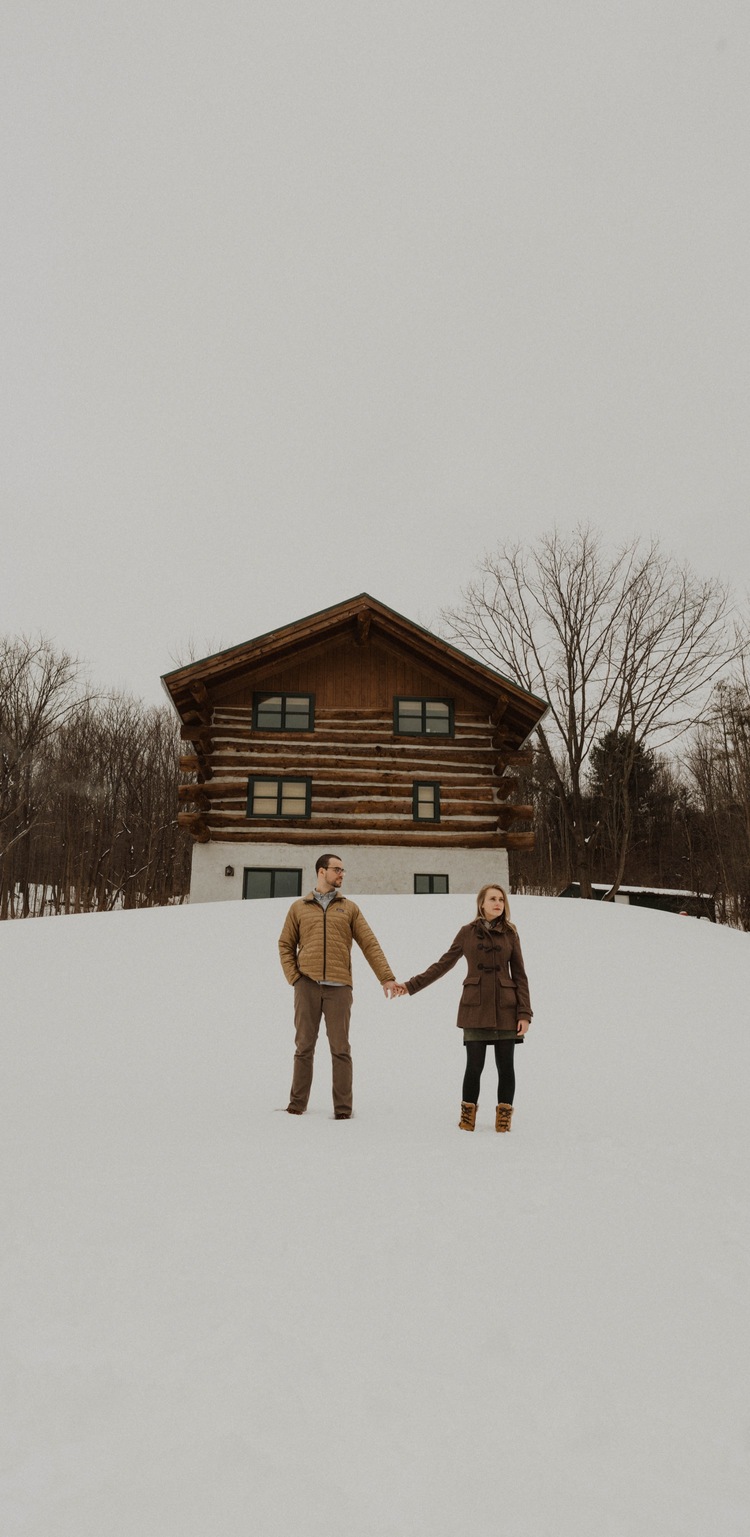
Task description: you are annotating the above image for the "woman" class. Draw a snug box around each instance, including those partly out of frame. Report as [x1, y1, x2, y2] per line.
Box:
[394, 884, 532, 1132]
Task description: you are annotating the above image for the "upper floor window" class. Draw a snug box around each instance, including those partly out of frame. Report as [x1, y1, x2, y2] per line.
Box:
[413, 782, 441, 822]
[253, 693, 314, 731]
[394, 697, 453, 736]
[247, 777, 312, 818]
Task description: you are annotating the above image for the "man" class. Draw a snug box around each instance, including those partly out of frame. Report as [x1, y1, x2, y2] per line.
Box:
[278, 853, 396, 1119]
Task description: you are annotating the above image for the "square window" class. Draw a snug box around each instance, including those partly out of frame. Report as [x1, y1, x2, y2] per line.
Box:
[254, 693, 313, 731]
[394, 698, 453, 736]
[247, 777, 311, 819]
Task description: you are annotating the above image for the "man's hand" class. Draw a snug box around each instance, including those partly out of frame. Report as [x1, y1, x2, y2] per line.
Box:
[384, 982, 408, 998]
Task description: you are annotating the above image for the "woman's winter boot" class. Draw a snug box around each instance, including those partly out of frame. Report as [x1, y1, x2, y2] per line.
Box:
[458, 1101, 477, 1131]
[495, 1103, 514, 1133]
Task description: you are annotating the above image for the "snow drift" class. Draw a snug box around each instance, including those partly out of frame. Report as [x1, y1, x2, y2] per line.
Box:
[1, 894, 748, 1536]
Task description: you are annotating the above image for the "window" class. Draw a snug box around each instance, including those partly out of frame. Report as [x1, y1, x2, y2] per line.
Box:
[243, 867, 303, 899]
[414, 874, 450, 894]
[247, 777, 312, 818]
[394, 697, 453, 735]
[413, 782, 440, 822]
[253, 693, 314, 731]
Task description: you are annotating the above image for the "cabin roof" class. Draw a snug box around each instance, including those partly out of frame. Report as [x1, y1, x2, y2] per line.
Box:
[162, 592, 549, 741]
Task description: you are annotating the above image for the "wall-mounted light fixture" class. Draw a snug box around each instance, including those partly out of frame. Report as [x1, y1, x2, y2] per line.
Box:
[225, 865, 235, 877]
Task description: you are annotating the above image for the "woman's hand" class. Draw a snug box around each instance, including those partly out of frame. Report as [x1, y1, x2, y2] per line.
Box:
[384, 982, 409, 999]
[516, 1018, 530, 1036]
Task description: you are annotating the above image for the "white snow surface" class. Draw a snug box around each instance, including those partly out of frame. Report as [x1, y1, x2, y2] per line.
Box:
[1, 894, 749, 1536]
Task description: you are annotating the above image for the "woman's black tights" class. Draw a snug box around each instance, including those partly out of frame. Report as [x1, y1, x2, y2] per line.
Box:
[462, 1040, 516, 1105]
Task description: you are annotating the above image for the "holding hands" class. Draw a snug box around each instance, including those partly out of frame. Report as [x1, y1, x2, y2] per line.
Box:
[383, 982, 409, 999]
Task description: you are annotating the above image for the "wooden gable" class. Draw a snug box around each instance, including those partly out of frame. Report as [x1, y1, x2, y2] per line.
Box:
[210, 634, 493, 714]
[163, 593, 545, 736]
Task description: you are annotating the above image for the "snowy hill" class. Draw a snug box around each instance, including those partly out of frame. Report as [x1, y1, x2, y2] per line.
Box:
[2, 895, 749, 1536]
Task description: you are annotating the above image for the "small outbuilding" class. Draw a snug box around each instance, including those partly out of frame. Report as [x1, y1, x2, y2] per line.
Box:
[162, 593, 548, 901]
[559, 884, 716, 921]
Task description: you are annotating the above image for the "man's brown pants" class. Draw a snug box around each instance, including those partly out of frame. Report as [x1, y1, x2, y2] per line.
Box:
[288, 976, 354, 1116]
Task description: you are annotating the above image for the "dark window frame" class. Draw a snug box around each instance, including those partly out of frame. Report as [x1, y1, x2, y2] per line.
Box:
[246, 776, 312, 819]
[243, 867, 303, 899]
[393, 696, 454, 737]
[252, 692, 315, 732]
[414, 874, 450, 894]
[412, 781, 441, 823]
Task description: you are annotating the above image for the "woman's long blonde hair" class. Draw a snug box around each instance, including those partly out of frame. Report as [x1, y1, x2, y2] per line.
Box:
[475, 883, 517, 934]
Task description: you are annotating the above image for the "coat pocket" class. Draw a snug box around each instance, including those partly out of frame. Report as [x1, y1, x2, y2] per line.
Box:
[460, 979, 481, 1007]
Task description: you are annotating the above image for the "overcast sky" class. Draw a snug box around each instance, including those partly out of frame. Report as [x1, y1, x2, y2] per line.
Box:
[3, 2, 749, 704]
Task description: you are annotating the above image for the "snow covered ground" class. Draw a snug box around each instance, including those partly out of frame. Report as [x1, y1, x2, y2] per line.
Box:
[1, 894, 749, 1536]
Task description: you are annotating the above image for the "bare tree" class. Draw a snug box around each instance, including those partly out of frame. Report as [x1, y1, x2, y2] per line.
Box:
[0, 636, 87, 916]
[444, 527, 736, 896]
[685, 680, 750, 928]
[39, 694, 190, 913]
[600, 551, 738, 897]
[0, 634, 190, 918]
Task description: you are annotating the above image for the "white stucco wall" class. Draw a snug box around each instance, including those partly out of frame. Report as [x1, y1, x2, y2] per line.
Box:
[189, 841, 509, 903]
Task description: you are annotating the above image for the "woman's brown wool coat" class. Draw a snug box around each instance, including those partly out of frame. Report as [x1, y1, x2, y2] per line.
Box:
[404, 920, 532, 1032]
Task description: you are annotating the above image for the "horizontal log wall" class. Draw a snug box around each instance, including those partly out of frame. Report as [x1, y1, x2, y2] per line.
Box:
[179, 706, 534, 848]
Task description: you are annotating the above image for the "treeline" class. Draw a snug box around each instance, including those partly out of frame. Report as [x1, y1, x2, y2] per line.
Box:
[0, 637, 190, 917]
[444, 526, 750, 928]
[510, 691, 750, 928]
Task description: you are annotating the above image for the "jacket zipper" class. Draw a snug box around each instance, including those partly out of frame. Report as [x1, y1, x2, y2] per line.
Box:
[322, 903, 327, 981]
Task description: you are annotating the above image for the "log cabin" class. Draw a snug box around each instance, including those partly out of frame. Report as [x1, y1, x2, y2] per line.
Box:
[162, 594, 548, 901]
